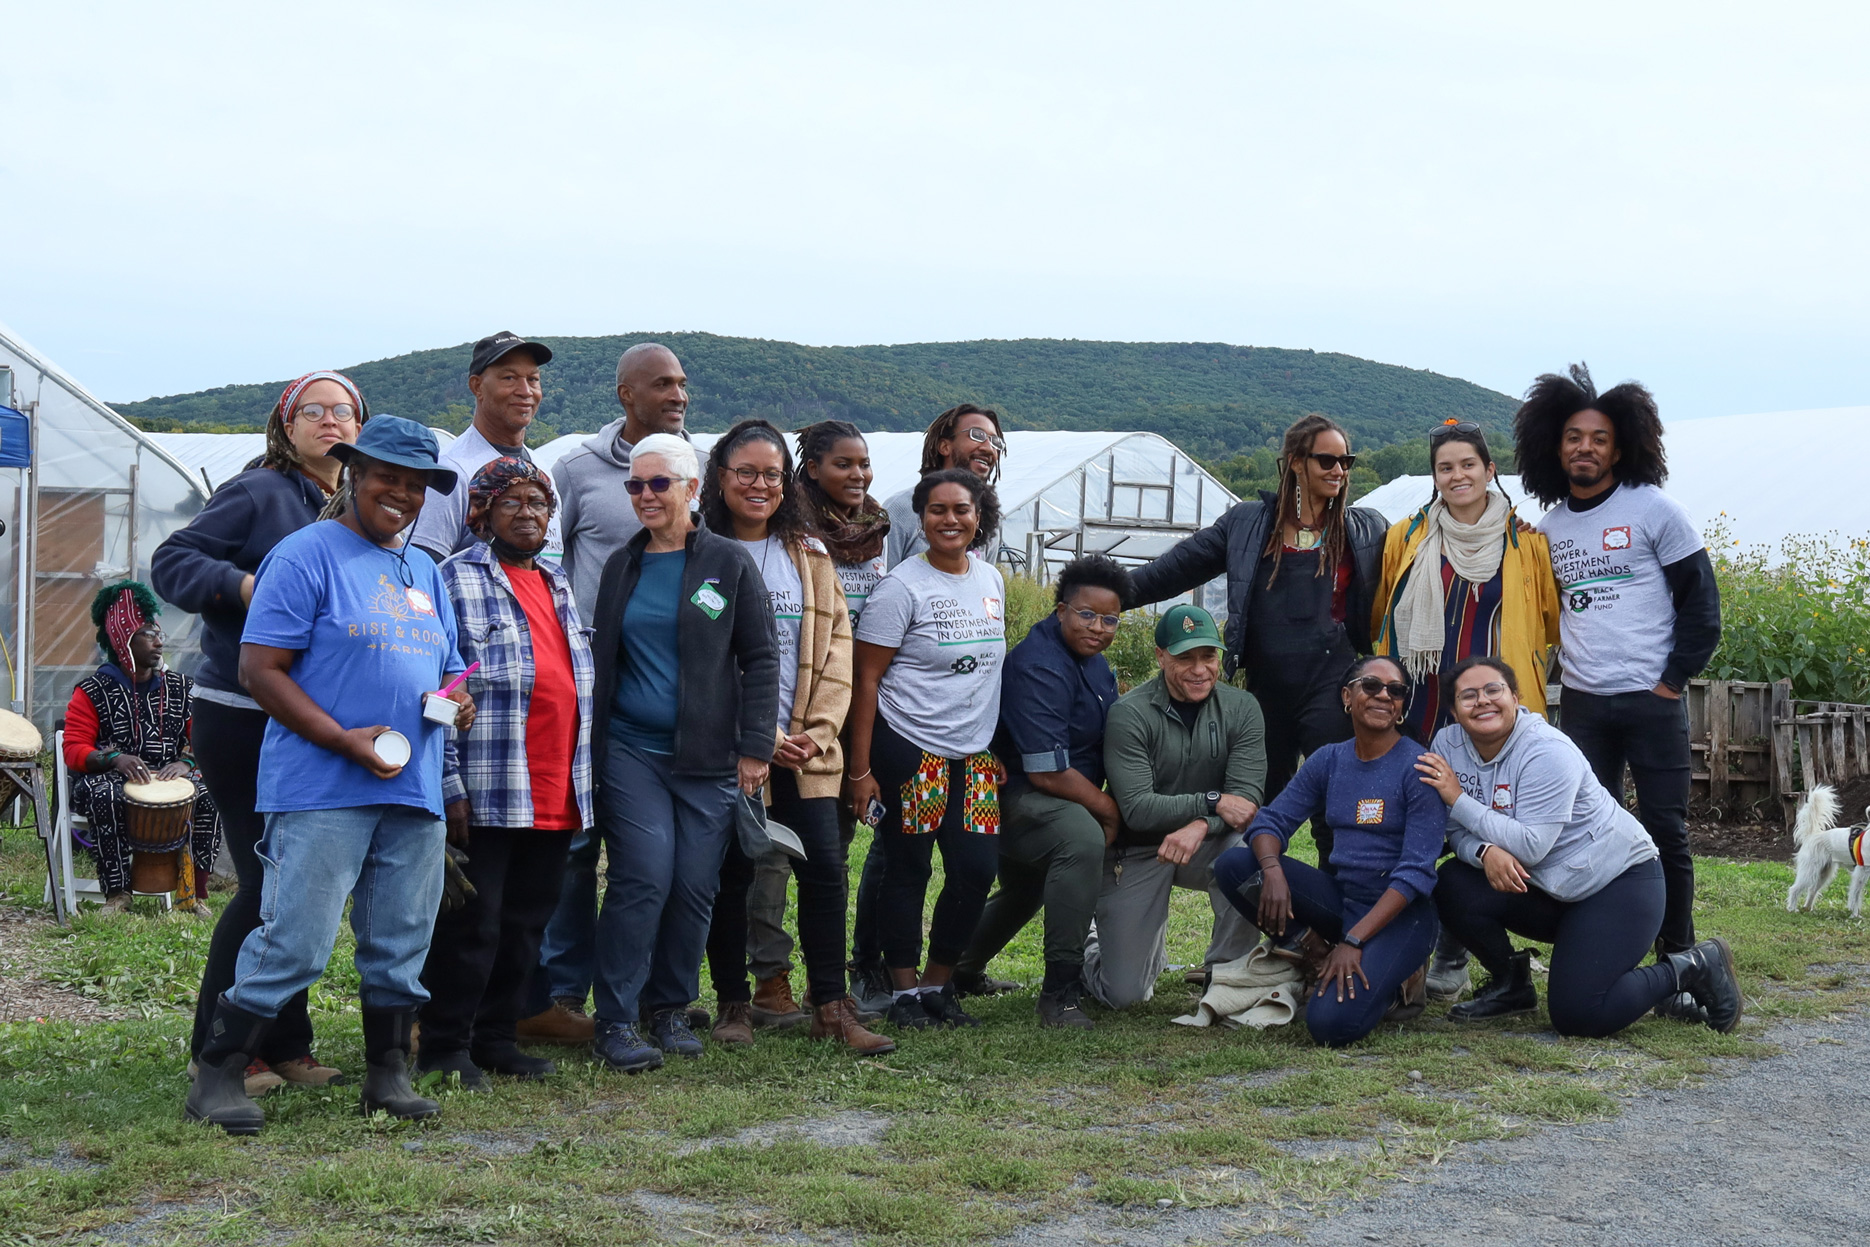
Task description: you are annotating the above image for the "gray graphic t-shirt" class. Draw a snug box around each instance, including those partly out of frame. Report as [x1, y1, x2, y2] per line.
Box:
[741, 535, 803, 731]
[1538, 483, 1702, 695]
[856, 554, 1007, 757]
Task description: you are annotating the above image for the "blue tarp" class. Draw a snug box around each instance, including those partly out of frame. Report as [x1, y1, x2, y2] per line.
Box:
[0, 406, 29, 467]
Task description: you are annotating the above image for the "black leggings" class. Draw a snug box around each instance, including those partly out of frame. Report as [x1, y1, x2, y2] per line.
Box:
[706, 769, 850, 1005]
[872, 716, 999, 971]
[1434, 857, 1676, 1038]
[188, 700, 315, 1062]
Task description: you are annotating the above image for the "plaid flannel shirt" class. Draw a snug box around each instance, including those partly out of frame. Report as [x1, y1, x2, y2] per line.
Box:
[441, 542, 595, 829]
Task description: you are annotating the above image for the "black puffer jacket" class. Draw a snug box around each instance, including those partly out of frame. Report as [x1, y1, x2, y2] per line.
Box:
[1129, 491, 1387, 677]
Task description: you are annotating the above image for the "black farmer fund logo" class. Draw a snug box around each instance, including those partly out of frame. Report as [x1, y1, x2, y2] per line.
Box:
[950, 655, 979, 675]
[1569, 589, 1592, 613]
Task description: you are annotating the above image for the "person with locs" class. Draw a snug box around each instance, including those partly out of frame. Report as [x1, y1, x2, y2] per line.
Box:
[882, 404, 1006, 567]
[1370, 420, 1562, 1002]
[155, 369, 367, 1094]
[409, 331, 554, 563]
[1513, 363, 1721, 1022]
[1127, 416, 1388, 866]
[416, 458, 595, 1089]
[1087, 604, 1264, 1011]
[1212, 656, 1445, 1048]
[185, 416, 475, 1135]
[953, 556, 1130, 1029]
[846, 469, 1008, 1031]
[696, 420, 893, 1055]
[585, 434, 779, 1074]
[515, 342, 691, 1049]
[1417, 657, 1743, 1036]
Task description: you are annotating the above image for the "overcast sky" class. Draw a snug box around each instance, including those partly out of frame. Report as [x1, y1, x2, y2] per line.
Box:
[5, 2, 1865, 420]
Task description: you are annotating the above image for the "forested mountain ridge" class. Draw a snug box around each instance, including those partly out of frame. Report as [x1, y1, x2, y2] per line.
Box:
[115, 332, 1517, 464]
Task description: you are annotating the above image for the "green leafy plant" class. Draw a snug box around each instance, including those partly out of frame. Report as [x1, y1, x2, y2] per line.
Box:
[1703, 518, 1870, 703]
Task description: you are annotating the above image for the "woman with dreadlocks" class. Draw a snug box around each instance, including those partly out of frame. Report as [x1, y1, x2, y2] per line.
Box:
[61, 580, 222, 915]
[1129, 415, 1388, 870]
[154, 369, 367, 1091]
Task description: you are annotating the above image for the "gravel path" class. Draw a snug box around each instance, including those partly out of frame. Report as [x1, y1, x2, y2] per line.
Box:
[0, 904, 130, 1024]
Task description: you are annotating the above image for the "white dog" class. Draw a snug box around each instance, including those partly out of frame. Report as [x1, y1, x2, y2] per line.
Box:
[1786, 785, 1870, 918]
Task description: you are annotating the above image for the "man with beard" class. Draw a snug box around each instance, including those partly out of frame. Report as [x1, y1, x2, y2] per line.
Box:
[882, 404, 1005, 568]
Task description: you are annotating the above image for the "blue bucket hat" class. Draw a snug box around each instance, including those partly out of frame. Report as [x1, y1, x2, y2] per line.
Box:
[327, 414, 458, 495]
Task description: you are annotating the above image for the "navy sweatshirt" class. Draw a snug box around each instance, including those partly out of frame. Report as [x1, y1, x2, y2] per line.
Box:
[151, 465, 327, 695]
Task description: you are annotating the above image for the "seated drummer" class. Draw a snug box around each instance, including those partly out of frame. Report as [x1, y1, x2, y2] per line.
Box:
[61, 580, 222, 915]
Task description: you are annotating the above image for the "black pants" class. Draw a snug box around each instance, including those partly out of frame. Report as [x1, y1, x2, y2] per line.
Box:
[1250, 666, 1355, 871]
[850, 828, 885, 969]
[706, 769, 850, 1004]
[872, 717, 1000, 970]
[1434, 857, 1676, 1038]
[1559, 688, 1695, 952]
[189, 699, 315, 1063]
[418, 826, 572, 1054]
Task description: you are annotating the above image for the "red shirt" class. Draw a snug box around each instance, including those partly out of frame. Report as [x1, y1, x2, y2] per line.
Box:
[505, 566, 581, 831]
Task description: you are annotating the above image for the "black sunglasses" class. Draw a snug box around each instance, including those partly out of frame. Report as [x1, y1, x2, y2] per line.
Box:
[1308, 453, 1357, 471]
[1430, 420, 1481, 441]
[1345, 676, 1408, 702]
[625, 476, 679, 495]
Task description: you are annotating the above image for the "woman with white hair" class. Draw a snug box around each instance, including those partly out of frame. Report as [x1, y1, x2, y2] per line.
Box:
[585, 433, 780, 1073]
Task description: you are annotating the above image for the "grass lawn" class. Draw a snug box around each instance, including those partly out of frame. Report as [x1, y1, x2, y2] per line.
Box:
[0, 823, 1863, 1245]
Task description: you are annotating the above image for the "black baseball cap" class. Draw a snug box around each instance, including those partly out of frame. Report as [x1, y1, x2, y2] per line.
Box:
[468, 331, 553, 375]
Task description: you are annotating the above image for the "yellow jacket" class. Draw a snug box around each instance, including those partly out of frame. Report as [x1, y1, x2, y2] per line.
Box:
[1371, 504, 1562, 718]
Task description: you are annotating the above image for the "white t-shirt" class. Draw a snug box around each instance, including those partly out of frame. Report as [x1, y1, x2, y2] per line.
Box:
[741, 535, 803, 731]
[1538, 482, 1702, 695]
[835, 552, 889, 629]
[856, 554, 1007, 757]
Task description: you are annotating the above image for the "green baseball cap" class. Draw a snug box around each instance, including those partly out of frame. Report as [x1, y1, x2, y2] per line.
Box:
[1154, 604, 1223, 655]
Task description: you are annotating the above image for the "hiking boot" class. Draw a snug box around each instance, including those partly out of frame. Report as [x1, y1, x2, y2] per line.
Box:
[1425, 941, 1472, 1002]
[471, 1042, 556, 1081]
[1036, 982, 1095, 1031]
[884, 992, 933, 1030]
[750, 973, 809, 1029]
[360, 1009, 440, 1120]
[648, 1007, 705, 1058]
[185, 996, 271, 1135]
[849, 961, 895, 1018]
[950, 968, 1019, 997]
[1384, 963, 1429, 1024]
[1664, 938, 1743, 1034]
[919, 983, 980, 1029]
[711, 1001, 756, 1046]
[803, 985, 881, 1023]
[811, 997, 896, 1055]
[516, 997, 595, 1045]
[1449, 950, 1539, 1023]
[592, 1021, 663, 1073]
[270, 1054, 346, 1087]
[414, 1049, 486, 1091]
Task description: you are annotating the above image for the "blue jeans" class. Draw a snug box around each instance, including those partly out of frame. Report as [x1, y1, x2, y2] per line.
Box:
[1214, 847, 1439, 1048]
[226, 804, 446, 1017]
[591, 739, 737, 1023]
[526, 827, 602, 1014]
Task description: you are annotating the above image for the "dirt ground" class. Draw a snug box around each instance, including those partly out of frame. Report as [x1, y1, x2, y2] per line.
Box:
[0, 903, 131, 1025]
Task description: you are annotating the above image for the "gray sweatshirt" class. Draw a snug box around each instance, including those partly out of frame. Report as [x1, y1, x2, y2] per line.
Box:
[1429, 708, 1656, 902]
[556, 419, 692, 624]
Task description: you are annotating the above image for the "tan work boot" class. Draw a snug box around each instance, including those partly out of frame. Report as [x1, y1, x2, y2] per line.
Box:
[1384, 963, 1429, 1024]
[516, 998, 596, 1045]
[811, 997, 896, 1055]
[750, 973, 809, 1029]
[712, 1001, 755, 1046]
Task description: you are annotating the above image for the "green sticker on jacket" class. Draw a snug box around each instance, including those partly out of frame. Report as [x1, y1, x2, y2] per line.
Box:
[691, 583, 727, 619]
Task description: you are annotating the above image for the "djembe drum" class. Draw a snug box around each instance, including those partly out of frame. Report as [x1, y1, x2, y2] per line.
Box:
[122, 777, 196, 894]
[0, 708, 43, 806]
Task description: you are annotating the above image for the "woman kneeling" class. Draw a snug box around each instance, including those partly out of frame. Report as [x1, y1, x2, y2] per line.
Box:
[1417, 657, 1742, 1037]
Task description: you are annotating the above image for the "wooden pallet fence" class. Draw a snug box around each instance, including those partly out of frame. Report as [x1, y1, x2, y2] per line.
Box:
[1773, 687, 1870, 825]
[1688, 678, 1780, 818]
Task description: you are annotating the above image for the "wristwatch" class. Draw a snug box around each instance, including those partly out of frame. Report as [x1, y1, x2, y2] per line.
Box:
[1205, 791, 1221, 815]
[1341, 933, 1368, 951]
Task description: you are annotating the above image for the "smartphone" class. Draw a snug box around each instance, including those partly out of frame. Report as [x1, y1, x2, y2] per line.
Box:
[864, 796, 887, 827]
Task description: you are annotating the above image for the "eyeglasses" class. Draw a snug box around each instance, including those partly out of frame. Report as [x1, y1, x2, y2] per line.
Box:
[962, 427, 1007, 453]
[1069, 607, 1121, 630]
[1346, 676, 1408, 701]
[1431, 420, 1481, 441]
[490, 497, 552, 516]
[1455, 681, 1513, 707]
[1308, 453, 1357, 471]
[133, 626, 166, 643]
[293, 402, 358, 424]
[725, 466, 785, 486]
[625, 476, 682, 495]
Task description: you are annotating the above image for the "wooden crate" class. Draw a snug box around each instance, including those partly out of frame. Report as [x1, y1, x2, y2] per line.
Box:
[1688, 679, 1779, 819]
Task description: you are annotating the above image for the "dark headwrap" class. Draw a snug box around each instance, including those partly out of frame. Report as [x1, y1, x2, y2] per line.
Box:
[91, 580, 162, 676]
[467, 456, 556, 561]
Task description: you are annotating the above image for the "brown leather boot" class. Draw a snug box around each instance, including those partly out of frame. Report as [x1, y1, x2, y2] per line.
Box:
[1384, 963, 1429, 1024]
[516, 998, 596, 1045]
[811, 997, 896, 1055]
[712, 1001, 755, 1046]
[750, 973, 809, 1029]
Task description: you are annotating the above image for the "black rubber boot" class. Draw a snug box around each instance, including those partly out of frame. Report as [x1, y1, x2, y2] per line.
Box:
[414, 1048, 487, 1090]
[1665, 937, 1743, 1033]
[361, 1009, 440, 1120]
[471, 1041, 556, 1081]
[1448, 950, 1539, 1023]
[185, 995, 271, 1135]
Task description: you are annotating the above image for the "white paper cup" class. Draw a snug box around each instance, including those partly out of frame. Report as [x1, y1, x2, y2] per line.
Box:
[422, 693, 461, 727]
[373, 730, 411, 768]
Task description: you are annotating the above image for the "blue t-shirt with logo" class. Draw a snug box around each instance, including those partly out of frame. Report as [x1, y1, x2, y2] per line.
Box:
[242, 521, 465, 817]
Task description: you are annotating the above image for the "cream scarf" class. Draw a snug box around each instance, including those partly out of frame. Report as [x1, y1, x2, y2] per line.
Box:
[1395, 491, 1511, 682]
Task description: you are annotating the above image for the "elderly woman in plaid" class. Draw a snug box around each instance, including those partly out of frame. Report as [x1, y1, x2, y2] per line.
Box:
[418, 458, 595, 1087]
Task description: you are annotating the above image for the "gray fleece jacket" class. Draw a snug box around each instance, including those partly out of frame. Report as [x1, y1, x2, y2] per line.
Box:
[555, 419, 691, 625]
[1429, 708, 1656, 902]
